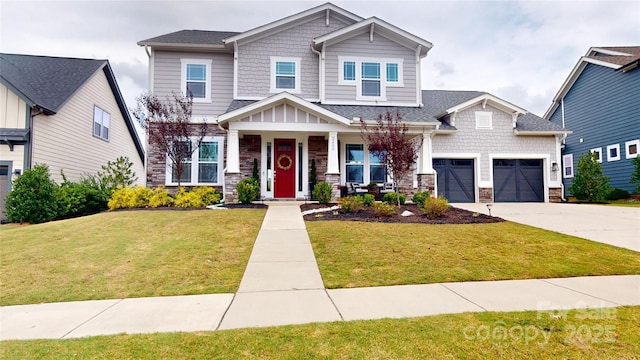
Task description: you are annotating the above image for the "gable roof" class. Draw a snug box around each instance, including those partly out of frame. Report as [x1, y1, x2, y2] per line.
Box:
[0, 53, 144, 162]
[137, 30, 240, 51]
[543, 46, 640, 119]
[313, 17, 433, 57]
[223, 3, 362, 45]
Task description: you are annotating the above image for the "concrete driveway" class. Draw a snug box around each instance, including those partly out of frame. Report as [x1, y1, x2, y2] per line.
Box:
[453, 203, 640, 252]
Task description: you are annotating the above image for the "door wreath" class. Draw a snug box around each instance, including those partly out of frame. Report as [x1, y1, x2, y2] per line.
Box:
[277, 154, 293, 171]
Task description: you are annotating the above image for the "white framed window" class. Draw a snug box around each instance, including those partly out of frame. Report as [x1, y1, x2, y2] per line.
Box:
[345, 143, 364, 183]
[590, 147, 602, 163]
[625, 139, 639, 159]
[181, 59, 212, 102]
[166, 136, 224, 185]
[606, 144, 620, 162]
[93, 106, 110, 141]
[270, 57, 300, 94]
[338, 57, 404, 101]
[562, 154, 574, 178]
[369, 151, 386, 183]
[475, 111, 492, 129]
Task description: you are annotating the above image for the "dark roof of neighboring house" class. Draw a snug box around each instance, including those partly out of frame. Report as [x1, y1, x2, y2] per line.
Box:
[225, 90, 564, 133]
[0, 53, 106, 114]
[138, 30, 240, 46]
[588, 46, 640, 67]
[0, 53, 144, 161]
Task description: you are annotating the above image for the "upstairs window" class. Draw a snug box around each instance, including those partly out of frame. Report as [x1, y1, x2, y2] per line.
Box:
[270, 57, 300, 93]
[338, 57, 404, 101]
[386, 63, 398, 83]
[361, 62, 381, 97]
[181, 59, 211, 102]
[93, 106, 110, 141]
[607, 144, 620, 162]
[343, 61, 356, 81]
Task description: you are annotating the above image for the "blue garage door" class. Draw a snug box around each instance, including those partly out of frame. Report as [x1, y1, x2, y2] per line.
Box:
[433, 159, 475, 202]
[493, 159, 544, 202]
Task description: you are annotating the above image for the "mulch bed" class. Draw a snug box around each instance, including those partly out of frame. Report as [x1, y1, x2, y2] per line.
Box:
[300, 203, 504, 224]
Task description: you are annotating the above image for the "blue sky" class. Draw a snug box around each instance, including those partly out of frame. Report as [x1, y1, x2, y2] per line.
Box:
[1, 0, 639, 117]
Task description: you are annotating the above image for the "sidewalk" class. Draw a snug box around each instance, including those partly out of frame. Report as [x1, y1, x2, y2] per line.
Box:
[1, 203, 639, 340]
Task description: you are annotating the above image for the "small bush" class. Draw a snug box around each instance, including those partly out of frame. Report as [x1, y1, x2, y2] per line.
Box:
[373, 202, 396, 216]
[56, 179, 108, 219]
[422, 196, 450, 219]
[236, 178, 260, 204]
[148, 186, 174, 208]
[174, 187, 205, 208]
[606, 188, 630, 201]
[97, 156, 138, 195]
[411, 190, 430, 207]
[338, 195, 365, 213]
[5, 164, 58, 224]
[191, 186, 221, 206]
[108, 186, 152, 210]
[363, 193, 375, 206]
[631, 156, 640, 193]
[382, 192, 406, 205]
[313, 182, 333, 204]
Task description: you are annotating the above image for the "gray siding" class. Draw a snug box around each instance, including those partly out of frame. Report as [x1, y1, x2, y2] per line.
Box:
[237, 15, 349, 100]
[153, 50, 234, 117]
[559, 64, 640, 194]
[433, 104, 558, 185]
[324, 32, 417, 104]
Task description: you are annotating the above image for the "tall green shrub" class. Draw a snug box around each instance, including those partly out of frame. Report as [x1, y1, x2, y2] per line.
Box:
[569, 152, 611, 202]
[631, 156, 640, 194]
[97, 156, 138, 194]
[312, 181, 332, 204]
[5, 164, 58, 223]
[236, 178, 260, 204]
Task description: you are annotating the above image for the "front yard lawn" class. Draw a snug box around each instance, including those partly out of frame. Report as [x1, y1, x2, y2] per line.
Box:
[0, 209, 265, 306]
[1, 306, 638, 359]
[306, 221, 640, 289]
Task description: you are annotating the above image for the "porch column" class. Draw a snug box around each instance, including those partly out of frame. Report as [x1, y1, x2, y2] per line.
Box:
[418, 132, 434, 174]
[227, 129, 240, 173]
[326, 131, 339, 174]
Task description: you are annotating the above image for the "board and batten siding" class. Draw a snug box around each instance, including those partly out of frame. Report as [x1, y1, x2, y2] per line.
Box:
[0, 84, 29, 173]
[432, 104, 559, 186]
[236, 15, 349, 100]
[324, 32, 417, 105]
[153, 50, 234, 117]
[31, 69, 145, 184]
[553, 63, 640, 194]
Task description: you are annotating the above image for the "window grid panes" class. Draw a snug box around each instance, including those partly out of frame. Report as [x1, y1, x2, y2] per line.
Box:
[198, 142, 218, 183]
[186, 64, 207, 98]
[343, 61, 356, 81]
[275, 61, 296, 89]
[386, 63, 398, 82]
[563, 154, 573, 178]
[346, 144, 364, 183]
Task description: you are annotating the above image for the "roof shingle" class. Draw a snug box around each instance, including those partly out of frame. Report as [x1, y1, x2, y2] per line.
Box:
[138, 30, 240, 46]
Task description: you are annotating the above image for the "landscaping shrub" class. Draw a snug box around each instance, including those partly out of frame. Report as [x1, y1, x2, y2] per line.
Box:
[313, 181, 333, 204]
[4, 164, 58, 224]
[373, 202, 396, 216]
[363, 193, 375, 206]
[606, 188, 630, 201]
[631, 156, 640, 194]
[148, 186, 174, 208]
[56, 178, 108, 219]
[411, 190, 430, 206]
[569, 152, 610, 202]
[421, 196, 450, 219]
[236, 178, 260, 204]
[174, 187, 205, 208]
[97, 156, 138, 195]
[108, 186, 152, 210]
[191, 186, 221, 206]
[382, 192, 405, 205]
[338, 195, 365, 213]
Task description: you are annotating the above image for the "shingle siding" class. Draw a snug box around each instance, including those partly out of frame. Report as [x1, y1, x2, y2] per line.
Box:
[153, 50, 234, 117]
[236, 15, 349, 100]
[560, 63, 639, 194]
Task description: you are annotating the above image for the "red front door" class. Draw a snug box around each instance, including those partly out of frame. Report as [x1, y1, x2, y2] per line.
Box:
[274, 139, 296, 198]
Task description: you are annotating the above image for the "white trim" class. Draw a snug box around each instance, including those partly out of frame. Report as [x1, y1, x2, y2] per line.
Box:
[475, 111, 492, 130]
[590, 147, 602, 163]
[432, 152, 481, 202]
[165, 136, 225, 186]
[232, 41, 238, 99]
[562, 153, 574, 179]
[589, 47, 634, 56]
[260, 133, 309, 199]
[321, 99, 419, 107]
[625, 139, 639, 159]
[606, 143, 621, 162]
[270, 57, 301, 94]
[180, 58, 212, 103]
[442, 93, 526, 117]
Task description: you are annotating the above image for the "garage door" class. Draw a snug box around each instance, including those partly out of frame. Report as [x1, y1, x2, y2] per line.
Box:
[493, 159, 544, 202]
[433, 159, 475, 202]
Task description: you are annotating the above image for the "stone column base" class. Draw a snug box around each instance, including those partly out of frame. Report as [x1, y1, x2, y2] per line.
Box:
[417, 173, 435, 193]
[224, 172, 243, 203]
[479, 187, 493, 203]
[549, 187, 562, 203]
[325, 173, 341, 203]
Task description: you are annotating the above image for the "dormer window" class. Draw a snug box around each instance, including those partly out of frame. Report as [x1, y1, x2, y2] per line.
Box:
[338, 57, 404, 101]
[270, 57, 301, 94]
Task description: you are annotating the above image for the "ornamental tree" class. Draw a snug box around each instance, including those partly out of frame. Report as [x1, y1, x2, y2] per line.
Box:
[569, 151, 611, 202]
[132, 92, 208, 187]
[360, 111, 422, 206]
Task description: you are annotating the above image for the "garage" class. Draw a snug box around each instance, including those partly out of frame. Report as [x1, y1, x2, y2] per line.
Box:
[433, 159, 475, 202]
[493, 159, 544, 202]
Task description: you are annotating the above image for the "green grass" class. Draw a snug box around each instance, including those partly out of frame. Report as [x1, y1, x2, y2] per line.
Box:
[1, 306, 638, 359]
[0, 209, 265, 306]
[605, 200, 640, 207]
[307, 221, 640, 289]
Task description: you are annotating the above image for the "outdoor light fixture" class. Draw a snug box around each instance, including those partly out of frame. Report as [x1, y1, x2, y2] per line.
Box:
[486, 203, 493, 217]
[551, 162, 559, 172]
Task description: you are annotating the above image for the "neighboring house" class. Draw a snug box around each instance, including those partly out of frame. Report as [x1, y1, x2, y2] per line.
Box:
[545, 46, 640, 196]
[139, 3, 569, 203]
[0, 54, 145, 219]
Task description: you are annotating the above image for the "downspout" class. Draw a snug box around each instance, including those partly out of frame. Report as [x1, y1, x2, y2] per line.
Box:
[310, 43, 322, 103]
[26, 108, 44, 169]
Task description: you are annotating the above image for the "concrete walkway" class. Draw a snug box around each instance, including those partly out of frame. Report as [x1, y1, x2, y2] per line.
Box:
[1, 203, 639, 340]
